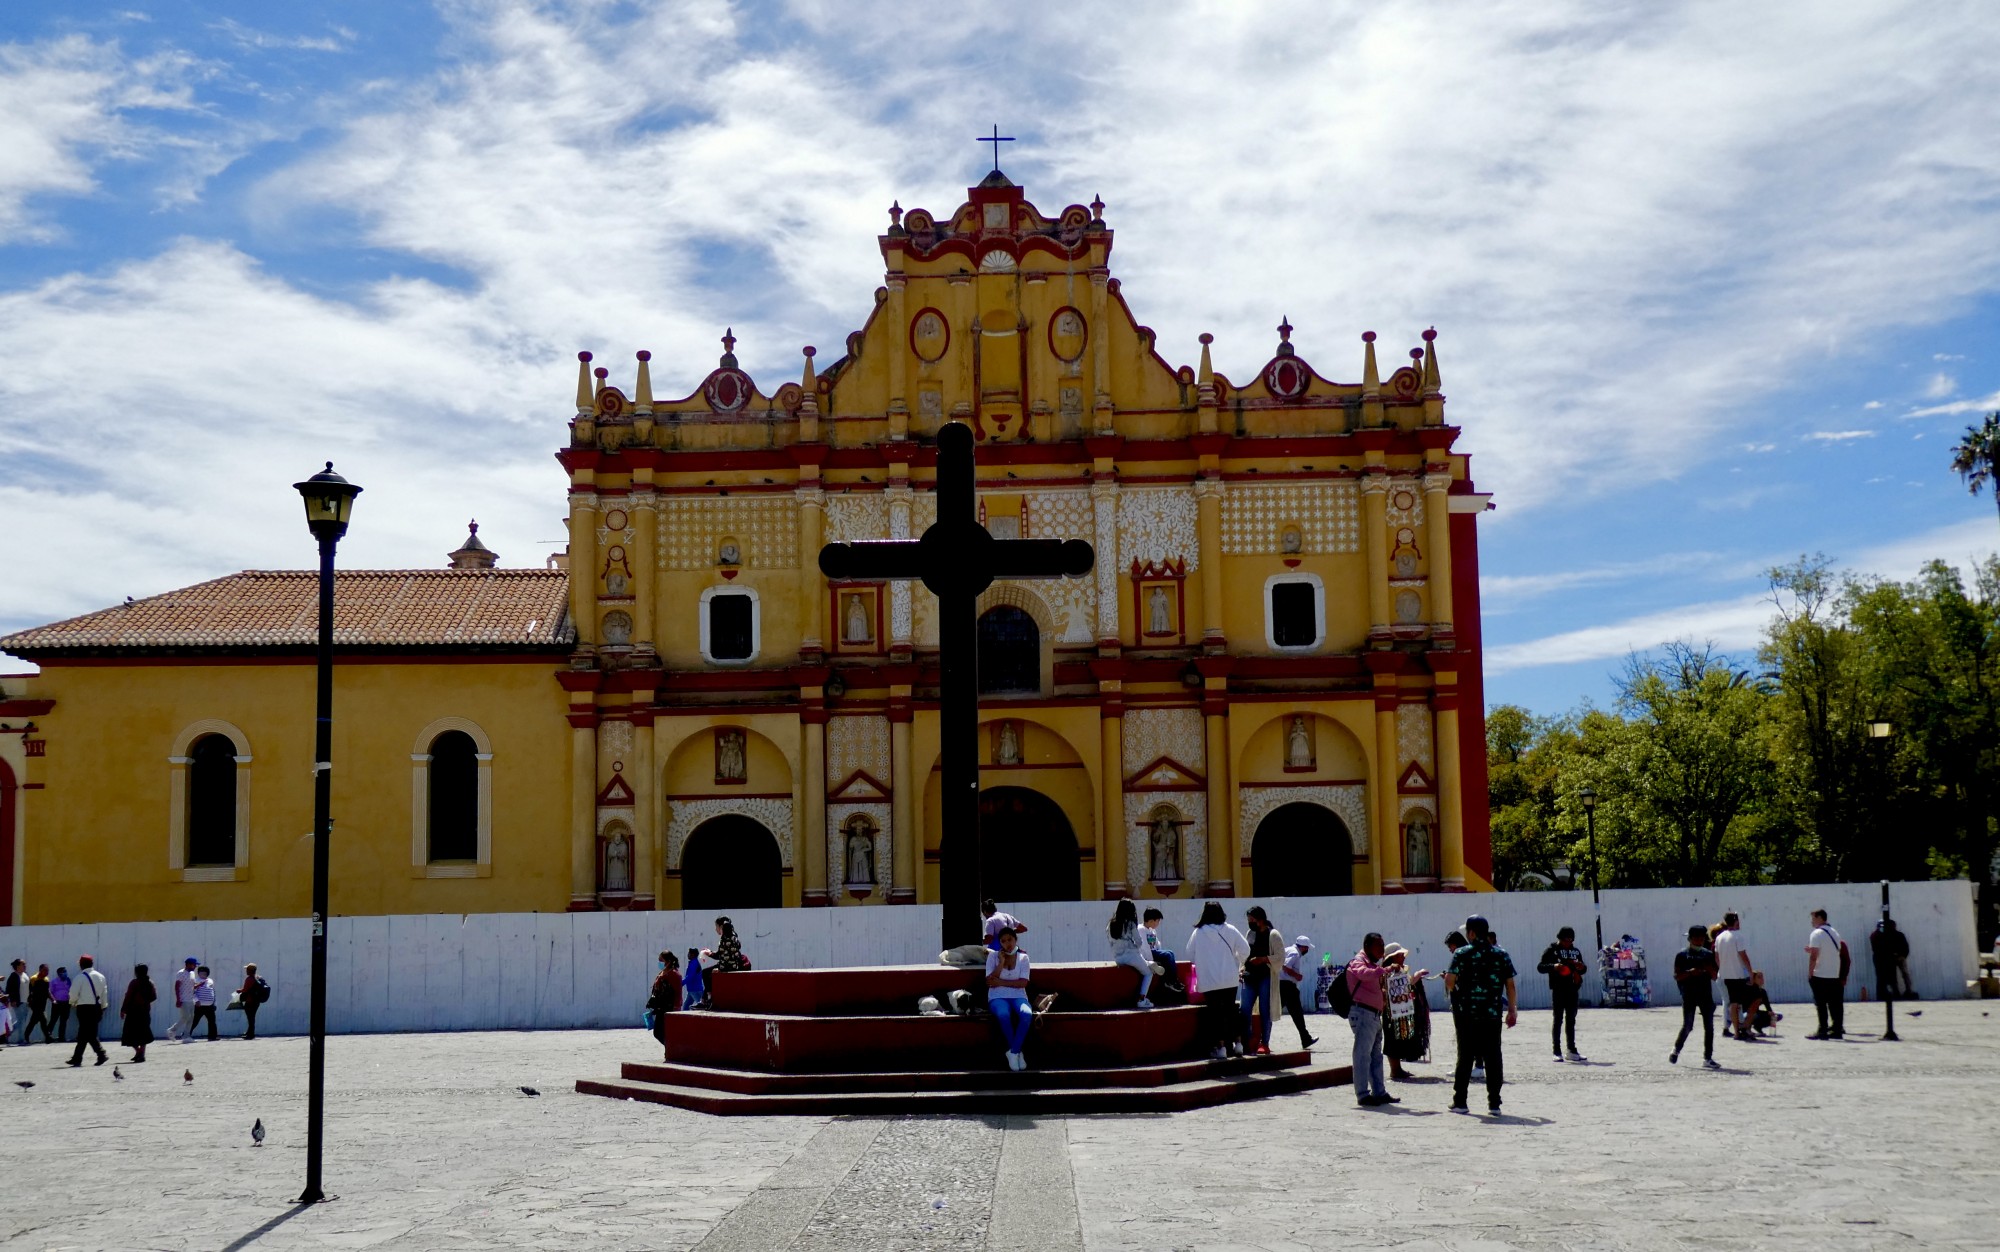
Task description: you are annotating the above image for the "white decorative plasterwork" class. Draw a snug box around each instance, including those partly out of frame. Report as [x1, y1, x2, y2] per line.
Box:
[827, 716, 890, 785]
[1124, 792, 1206, 890]
[826, 801, 891, 895]
[1090, 481, 1120, 640]
[1397, 703, 1435, 776]
[595, 516, 637, 550]
[1122, 708, 1205, 777]
[597, 719, 633, 770]
[825, 493, 889, 543]
[1028, 576, 1096, 643]
[1117, 487, 1200, 571]
[658, 497, 799, 570]
[1220, 482, 1360, 554]
[1021, 488, 1094, 539]
[886, 487, 913, 642]
[665, 796, 794, 871]
[1384, 477, 1425, 532]
[1239, 784, 1369, 859]
[1399, 796, 1437, 821]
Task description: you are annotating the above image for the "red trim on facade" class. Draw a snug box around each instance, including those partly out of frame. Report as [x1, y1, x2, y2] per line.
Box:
[0, 700, 54, 717]
[0, 758, 14, 926]
[1450, 504, 1493, 885]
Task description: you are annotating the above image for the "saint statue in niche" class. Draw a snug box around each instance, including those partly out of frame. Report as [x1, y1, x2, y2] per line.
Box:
[717, 539, 741, 566]
[1147, 585, 1172, 635]
[1392, 527, 1421, 578]
[715, 729, 746, 783]
[602, 546, 631, 596]
[1286, 714, 1314, 769]
[601, 610, 632, 646]
[1149, 809, 1181, 881]
[1280, 526, 1303, 555]
[995, 720, 1022, 766]
[1405, 812, 1435, 879]
[845, 820, 876, 886]
[844, 593, 872, 643]
[603, 829, 632, 894]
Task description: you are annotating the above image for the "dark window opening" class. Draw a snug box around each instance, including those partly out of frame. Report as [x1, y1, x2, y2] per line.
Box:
[708, 594, 754, 661]
[1270, 582, 1318, 648]
[978, 606, 1040, 694]
[187, 734, 237, 867]
[428, 730, 479, 862]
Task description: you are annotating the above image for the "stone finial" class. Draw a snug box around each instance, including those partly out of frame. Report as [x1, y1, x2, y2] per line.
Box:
[888, 200, 904, 230]
[801, 345, 818, 389]
[1198, 333, 1214, 384]
[449, 520, 498, 570]
[1090, 194, 1105, 223]
[634, 350, 654, 413]
[1276, 316, 1295, 358]
[1361, 331, 1380, 397]
[1421, 327, 1441, 395]
[575, 351, 594, 413]
[720, 328, 739, 369]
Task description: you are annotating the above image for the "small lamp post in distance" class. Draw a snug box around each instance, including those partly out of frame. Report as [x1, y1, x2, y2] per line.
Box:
[1578, 784, 1603, 957]
[291, 461, 361, 1205]
[1868, 720, 1897, 1042]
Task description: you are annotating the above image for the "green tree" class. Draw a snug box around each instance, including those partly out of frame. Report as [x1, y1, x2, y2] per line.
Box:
[1758, 556, 1872, 879]
[1613, 642, 1773, 887]
[1950, 411, 2000, 533]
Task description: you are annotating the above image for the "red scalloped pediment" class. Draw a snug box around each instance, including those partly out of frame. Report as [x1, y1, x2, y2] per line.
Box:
[1125, 755, 1205, 790]
[596, 773, 636, 806]
[1398, 762, 1434, 794]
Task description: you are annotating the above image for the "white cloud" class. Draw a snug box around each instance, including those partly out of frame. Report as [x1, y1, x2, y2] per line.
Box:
[1804, 430, 1876, 442]
[1863, 400, 1884, 409]
[1924, 372, 1958, 398]
[1742, 441, 1778, 452]
[1907, 388, 2000, 419]
[208, 19, 354, 53]
[0, 35, 204, 242]
[1933, 353, 1966, 361]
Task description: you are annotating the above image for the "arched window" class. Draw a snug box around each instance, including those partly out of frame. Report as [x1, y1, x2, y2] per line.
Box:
[186, 734, 238, 867]
[978, 605, 1040, 695]
[427, 730, 479, 862]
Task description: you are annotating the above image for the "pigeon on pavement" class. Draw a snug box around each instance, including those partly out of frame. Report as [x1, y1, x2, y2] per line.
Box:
[252, 1119, 265, 1147]
[113, 1067, 124, 1081]
[14, 1081, 34, 1090]
[184, 1070, 194, 1084]
[519, 1086, 540, 1097]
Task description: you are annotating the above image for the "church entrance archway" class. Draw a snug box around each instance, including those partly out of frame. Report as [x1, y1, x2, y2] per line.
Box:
[681, 815, 782, 910]
[973, 786, 1081, 902]
[1251, 802, 1352, 897]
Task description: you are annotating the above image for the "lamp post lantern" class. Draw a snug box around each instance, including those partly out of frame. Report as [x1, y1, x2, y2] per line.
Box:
[291, 461, 360, 1205]
[1578, 785, 1602, 956]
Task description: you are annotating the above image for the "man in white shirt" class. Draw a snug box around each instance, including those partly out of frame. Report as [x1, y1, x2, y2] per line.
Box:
[1806, 909, 1846, 1040]
[168, 957, 199, 1042]
[1279, 936, 1318, 1050]
[64, 954, 110, 1067]
[1714, 912, 1754, 1039]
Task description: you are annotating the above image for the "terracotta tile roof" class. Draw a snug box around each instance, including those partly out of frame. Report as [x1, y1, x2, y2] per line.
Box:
[0, 570, 574, 654]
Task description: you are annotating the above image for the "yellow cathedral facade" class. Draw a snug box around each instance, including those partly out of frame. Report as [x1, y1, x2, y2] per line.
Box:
[0, 168, 1496, 926]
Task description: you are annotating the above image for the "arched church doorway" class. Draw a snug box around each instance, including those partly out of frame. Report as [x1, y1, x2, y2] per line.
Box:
[973, 786, 1080, 902]
[977, 606, 1039, 695]
[1251, 802, 1353, 897]
[681, 815, 782, 910]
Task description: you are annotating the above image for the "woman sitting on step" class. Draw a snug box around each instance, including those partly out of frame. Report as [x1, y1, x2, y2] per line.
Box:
[987, 927, 1035, 1071]
[1108, 899, 1157, 1009]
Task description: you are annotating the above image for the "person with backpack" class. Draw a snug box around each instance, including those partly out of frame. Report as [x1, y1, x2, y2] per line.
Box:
[1341, 933, 1399, 1107]
[1806, 909, 1848, 1040]
[1670, 924, 1721, 1068]
[1536, 927, 1589, 1063]
[64, 955, 110, 1067]
[238, 963, 269, 1040]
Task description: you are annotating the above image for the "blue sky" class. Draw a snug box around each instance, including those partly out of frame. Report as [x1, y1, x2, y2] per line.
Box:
[2, 1, 1997, 717]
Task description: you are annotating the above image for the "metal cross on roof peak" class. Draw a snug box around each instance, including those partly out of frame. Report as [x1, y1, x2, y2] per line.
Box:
[978, 124, 1015, 172]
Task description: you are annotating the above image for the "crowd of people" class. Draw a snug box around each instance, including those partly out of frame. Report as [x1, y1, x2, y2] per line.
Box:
[0, 953, 271, 1066]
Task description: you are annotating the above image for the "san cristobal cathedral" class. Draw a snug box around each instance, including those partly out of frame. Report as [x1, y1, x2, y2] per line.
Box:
[0, 162, 1495, 925]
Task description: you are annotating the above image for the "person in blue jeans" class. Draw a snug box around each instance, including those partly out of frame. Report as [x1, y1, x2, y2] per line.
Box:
[1345, 933, 1398, 1107]
[1238, 906, 1279, 1053]
[986, 927, 1035, 1071]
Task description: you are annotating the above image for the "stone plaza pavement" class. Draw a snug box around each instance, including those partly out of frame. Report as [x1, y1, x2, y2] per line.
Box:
[0, 999, 1991, 1250]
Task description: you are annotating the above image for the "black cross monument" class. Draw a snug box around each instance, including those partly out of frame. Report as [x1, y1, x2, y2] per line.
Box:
[819, 422, 1092, 948]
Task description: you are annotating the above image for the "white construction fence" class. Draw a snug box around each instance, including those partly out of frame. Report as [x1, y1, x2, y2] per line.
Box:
[0, 880, 1974, 1035]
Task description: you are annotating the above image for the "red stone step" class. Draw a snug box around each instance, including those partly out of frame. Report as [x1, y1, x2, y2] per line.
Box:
[707, 961, 1192, 1017]
[621, 1049, 1314, 1095]
[577, 1058, 1353, 1116]
[665, 1004, 1202, 1073]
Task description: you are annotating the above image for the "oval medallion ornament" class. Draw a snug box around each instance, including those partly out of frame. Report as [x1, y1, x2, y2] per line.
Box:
[910, 308, 950, 363]
[1048, 307, 1086, 362]
[603, 509, 628, 532]
[1266, 357, 1308, 399]
[706, 369, 751, 412]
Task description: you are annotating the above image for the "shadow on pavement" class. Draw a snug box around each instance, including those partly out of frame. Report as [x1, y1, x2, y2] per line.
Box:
[1479, 1114, 1554, 1126]
[221, 1203, 315, 1251]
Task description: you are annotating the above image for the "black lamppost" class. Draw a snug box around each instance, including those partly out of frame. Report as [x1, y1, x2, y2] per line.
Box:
[1869, 719, 1898, 1042]
[291, 462, 360, 1205]
[1578, 785, 1603, 955]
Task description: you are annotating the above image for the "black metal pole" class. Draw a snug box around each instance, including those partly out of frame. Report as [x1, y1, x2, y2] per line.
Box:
[1587, 806, 1603, 955]
[1881, 879, 1898, 1042]
[299, 531, 336, 1204]
[939, 588, 980, 951]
